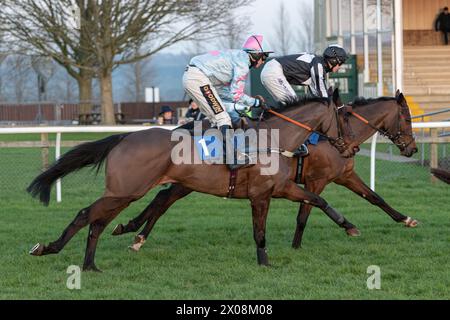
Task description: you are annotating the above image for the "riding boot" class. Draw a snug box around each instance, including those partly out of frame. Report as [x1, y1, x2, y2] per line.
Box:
[219, 125, 251, 170]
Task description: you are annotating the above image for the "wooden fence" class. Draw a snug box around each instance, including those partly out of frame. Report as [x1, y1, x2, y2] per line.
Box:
[0, 101, 188, 124]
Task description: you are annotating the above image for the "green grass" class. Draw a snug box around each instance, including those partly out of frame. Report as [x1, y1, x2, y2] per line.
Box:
[0, 132, 120, 142]
[0, 146, 449, 300]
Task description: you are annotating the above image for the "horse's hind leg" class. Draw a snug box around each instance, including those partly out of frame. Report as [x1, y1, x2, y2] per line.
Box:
[82, 197, 133, 271]
[30, 206, 92, 256]
[112, 184, 192, 237]
[128, 185, 193, 251]
[30, 196, 133, 271]
[335, 171, 418, 227]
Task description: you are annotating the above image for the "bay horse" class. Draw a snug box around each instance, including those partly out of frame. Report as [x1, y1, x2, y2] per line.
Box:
[431, 168, 450, 184]
[27, 97, 356, 271]
[112, 90, 419, 252]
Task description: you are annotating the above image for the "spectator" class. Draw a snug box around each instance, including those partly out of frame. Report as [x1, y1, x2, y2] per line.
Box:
[157, 105, 177, 125]
[184, 99, 206, 121]
[435, 7, 450, 45]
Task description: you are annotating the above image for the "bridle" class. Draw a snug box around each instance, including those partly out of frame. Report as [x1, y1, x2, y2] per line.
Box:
[339, 101, 415, 151]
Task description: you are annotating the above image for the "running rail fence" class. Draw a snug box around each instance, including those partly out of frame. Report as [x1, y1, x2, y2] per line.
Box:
[0, 122, 449, 202]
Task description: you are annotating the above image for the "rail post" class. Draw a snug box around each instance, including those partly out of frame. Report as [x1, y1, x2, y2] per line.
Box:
[40, 132, 49, 171]
[430, 128, 438, 183]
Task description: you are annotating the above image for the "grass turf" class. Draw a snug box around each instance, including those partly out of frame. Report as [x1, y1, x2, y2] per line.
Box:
[0, 145, 448, 299]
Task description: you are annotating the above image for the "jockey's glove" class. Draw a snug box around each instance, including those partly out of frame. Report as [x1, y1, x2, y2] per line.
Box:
[254, 95, 270, 111]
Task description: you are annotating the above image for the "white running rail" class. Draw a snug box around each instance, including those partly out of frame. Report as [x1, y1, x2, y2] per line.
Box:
[0, 123, 449, 200]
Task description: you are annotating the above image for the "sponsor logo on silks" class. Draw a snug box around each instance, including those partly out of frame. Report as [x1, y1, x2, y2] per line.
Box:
[200, 85, 224, 115]
[194, 134, 223, 161]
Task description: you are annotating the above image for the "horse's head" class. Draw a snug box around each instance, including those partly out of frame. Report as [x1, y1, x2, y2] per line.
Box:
[387, 90, 418, 157]
[330, 88, 360, 157]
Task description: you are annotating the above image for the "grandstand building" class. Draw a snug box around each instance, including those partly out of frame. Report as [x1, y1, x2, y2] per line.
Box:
[314, 0, 450, 120]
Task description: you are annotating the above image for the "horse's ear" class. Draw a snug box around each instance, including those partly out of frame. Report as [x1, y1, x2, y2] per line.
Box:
[333, 88, 342, 106]
[396, 91, 405, 104]
[327, 86, 334, 97]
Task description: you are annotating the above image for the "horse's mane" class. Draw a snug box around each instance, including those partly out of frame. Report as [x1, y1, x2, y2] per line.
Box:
[264, 96, 329, 119]
[350, 96, 396, 107]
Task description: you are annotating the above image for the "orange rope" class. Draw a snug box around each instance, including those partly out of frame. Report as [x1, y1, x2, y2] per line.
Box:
[267, 109, 313, 131]
[350, 111, 369, 124]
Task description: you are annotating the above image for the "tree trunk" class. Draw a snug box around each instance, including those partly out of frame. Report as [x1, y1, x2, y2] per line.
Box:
[78, 70, 93, 114]
[100, 70, 115, 125]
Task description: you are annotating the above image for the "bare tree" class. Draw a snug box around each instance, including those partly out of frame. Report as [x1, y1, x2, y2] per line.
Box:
[296, 2, 314, 53]
[123, 56, 154, 102]
[80, 0, 254, 123]
[1, 0, 96, 112]
[270, 2, 293, 56]
[31, 56, 57, 102]
[48, 69, 78, 102]
[217, 12, 253, 49]
[0, 32, 7, 101]
[2, 0, 253, 124]
[101, 1, 252, 123]
[7, 55, 32, 103]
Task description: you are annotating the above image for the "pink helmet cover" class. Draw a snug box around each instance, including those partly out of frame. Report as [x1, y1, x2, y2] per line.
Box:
[242, 35, 264, 52]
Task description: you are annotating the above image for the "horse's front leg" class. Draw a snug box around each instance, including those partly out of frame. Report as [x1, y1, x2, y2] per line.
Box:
[112, 184, 193, 237]
[292, 178, 360, 249]
[249, 195, 272, 266]
[335, 171, 418, 227]
[292, 179, 327, 249]
[128, 185, 193, 251]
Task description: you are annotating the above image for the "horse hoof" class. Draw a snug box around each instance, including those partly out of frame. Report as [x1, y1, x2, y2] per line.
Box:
[128, 244, 140, 252]
[346, 228, 361, 237]
[111, 224, 124, 236]
[256, 248, 270, 266]
[403, 217, 419, 228]
[29, 243, 44, 256]
[128, 235, 146, 252]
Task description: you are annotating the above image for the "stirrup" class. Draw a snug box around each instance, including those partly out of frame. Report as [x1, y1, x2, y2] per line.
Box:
[294, 144, 309, 157]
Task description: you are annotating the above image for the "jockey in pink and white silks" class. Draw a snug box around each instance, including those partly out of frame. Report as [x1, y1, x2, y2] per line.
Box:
[182, 35, 273, 170]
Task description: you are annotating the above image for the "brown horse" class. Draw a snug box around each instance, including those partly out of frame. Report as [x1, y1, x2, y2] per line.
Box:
[431, 168, 450, 184]
[27, 97, 356, 271]
[113, 90, 419, 252]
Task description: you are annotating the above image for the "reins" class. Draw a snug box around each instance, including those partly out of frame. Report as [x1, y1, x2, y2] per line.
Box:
[266, 108, 347, 150]
[233, 102, 349, 154]
[343, 104, 414, 149]
[267, 109, 313, 131]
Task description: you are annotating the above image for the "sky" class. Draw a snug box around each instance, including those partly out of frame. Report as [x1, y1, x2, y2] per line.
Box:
[247, 0, 313, 51]
[162, 0, 313, 54]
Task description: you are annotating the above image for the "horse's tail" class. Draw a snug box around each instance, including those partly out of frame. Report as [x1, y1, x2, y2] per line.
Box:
[27, 133, 131, 206]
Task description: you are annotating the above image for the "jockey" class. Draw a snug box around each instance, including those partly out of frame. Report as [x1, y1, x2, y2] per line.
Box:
[182, 35, 272, 170]
[261, 44, 348, 101]
[260, 44, 349, 156]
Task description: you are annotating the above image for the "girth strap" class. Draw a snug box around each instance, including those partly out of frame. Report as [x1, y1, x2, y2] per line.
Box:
[227, 169, 238, 198]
